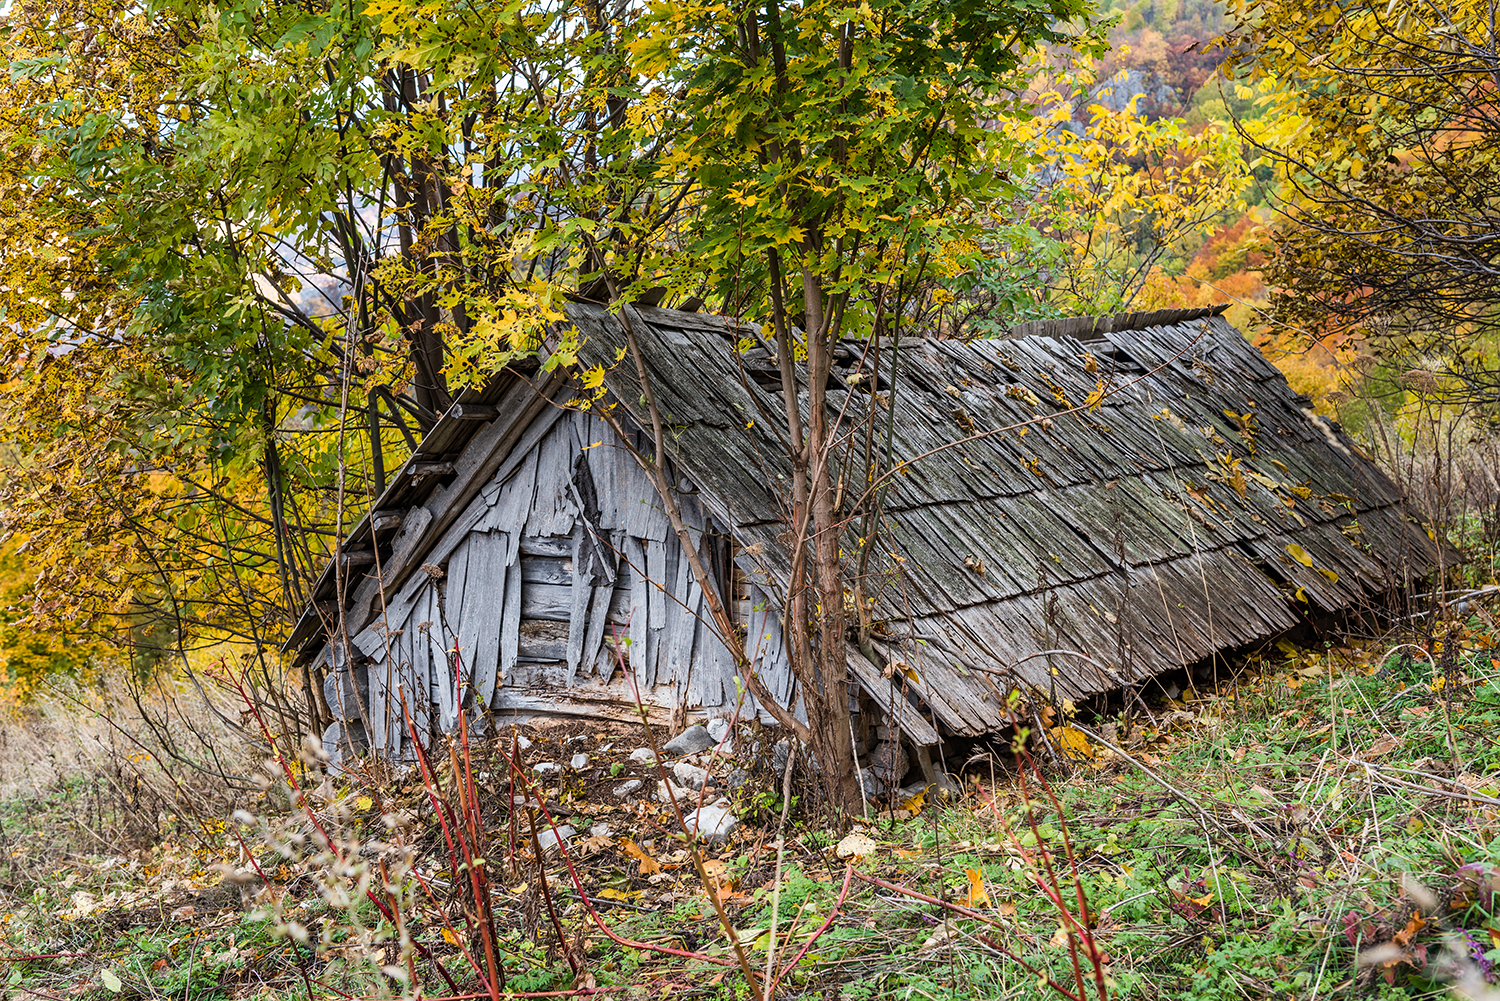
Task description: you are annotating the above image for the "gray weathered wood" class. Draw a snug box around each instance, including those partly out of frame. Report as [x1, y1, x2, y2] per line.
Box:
[450, 403, 499, 421]
[498, 558, 523, 692]
[371, 511, 405, 533]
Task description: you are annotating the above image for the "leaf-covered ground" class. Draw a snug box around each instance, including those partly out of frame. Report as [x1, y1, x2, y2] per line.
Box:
[3, 599, 1498, 1000]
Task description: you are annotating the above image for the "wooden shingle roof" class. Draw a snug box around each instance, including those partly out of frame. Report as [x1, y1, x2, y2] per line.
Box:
[567, 301, 1440, 735]
[289, 300, 1440, 743]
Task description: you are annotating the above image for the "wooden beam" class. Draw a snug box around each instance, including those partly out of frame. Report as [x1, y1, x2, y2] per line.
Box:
[410, 461, 456, 480]
[448, 403, 499, 421]
[370, 510, 405, 533]
[343, 375, 568, 638]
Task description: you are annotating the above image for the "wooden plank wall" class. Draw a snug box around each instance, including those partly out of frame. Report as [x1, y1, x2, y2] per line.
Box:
[321, 408, 793, 760]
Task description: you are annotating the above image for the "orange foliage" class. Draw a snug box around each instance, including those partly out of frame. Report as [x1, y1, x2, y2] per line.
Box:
[1131, 213, 1355, 411]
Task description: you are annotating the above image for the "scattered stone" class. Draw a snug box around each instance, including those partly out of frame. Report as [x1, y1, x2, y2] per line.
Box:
[921, 920, 960, 950]
[898, 782, 929, 803]
[535, 824, 576, 852]
[589, 823, 613, 838]
[663, 726, 715, 757]
[685, 799, 739, 843]
[656, 779, 692, 804]
[874, 724, 896, 740]
[515, 735, 533, 750]
[706, 717, 732, 744]
[858, 767, 879, 802]
[629, 747, 657, 764]
[598, 742, 614, 754]
[870, 740, 908, 789]
[672, 761, 710, 790]
[726, 767, 752, 791]
[533, 761, 562, 777]
[570, 753, 590, 770]
[612, 779, 643, 798]
[836, 832, 878, 859]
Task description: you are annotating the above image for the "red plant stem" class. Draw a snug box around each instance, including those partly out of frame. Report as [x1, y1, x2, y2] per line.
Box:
[501, 748, 738, 970]
[854, 872, 1087, 1001]
[225, 667, 464, 995]
[1016, 750, 1108, 1001]
[406, 713, 494, 984]
[512, 742, 582, 977]
[1017, 765, 1089, 1001]
[451, 647, 506, 999]
[420, 990, 625, 1000]
[769, 862, 855, 994]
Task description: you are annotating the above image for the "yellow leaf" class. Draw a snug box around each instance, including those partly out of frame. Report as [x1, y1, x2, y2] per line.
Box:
[441, 927, 460, 945]
[901, 787, 927, 813]
[1318, 567, 1339, 583]
[1083, 379, 1106, 411]
[964, 867, 990, 908]
[1285, 543, 1314, 567]
[596, 887, 640, 902]
[580, 365, 607, 391]
[1050, 725, 1094, 761]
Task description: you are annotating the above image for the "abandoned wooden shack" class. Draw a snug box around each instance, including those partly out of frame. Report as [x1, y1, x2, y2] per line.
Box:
[287, 300, 1443, 766]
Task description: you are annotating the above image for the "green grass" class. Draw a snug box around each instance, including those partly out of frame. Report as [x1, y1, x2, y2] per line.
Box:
[3, 606, 1499, 1000]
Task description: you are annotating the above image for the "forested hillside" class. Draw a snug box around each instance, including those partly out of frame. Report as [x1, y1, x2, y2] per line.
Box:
[0, 0, 1497, 996]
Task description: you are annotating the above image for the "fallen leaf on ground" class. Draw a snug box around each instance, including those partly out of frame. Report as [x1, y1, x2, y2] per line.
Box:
[621, 838, 661, 875]
[963, 867, 990, 908]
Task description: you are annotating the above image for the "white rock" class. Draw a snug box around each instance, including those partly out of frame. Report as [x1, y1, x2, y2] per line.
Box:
[570, 753, 589, 770]
[685, 799, 739, 844]
[589, 823, 613, 838]
[706, 718, 732, 744]
[663, 726, 715, 756]
[836, 832, 879, 859]
[612, 779, 643, 798]
[629, 747, 657, 764]
[672, 761, 710, 790]
[533, 761, 562, 777]
[516, 735, 533, 750]
[535, 824, 576, 852]
[598, 743, 614, 754]
[656, 779, 693, 803]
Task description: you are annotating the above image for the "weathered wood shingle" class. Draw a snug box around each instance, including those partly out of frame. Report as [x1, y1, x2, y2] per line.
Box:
[293, 299, 1442, 755]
